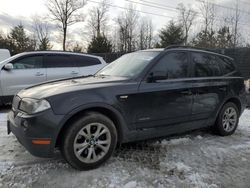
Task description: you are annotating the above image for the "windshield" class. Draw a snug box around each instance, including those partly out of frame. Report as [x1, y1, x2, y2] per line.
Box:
[96, 51, 161, 78]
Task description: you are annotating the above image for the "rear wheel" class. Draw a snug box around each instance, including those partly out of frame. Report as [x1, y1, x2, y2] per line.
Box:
[215, 102, 239, 136]
[61, 112, 117, 170]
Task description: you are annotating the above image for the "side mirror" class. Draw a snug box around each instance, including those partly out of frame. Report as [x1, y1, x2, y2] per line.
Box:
[4, 63, 14, 71]
[147, 71, 167, 83]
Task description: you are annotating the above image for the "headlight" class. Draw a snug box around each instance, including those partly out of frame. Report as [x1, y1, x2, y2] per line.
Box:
[19, 98, 51, 114]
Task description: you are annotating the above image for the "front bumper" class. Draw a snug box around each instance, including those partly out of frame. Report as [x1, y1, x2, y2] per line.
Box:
[8, 109, 64, 158]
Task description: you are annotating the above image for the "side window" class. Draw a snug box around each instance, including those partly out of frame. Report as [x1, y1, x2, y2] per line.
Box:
[217, 57, 235, 75]
[150, 52, 188, 80]
[74, 56, 101, 67]
[45, 55, 76, 68]
[192, 53, 222, 77]
[12, 56, 43, 69]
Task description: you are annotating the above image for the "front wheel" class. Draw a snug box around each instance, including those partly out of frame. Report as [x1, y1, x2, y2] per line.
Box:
[215, 102, 239, 136]
[61, 112, 117, 170]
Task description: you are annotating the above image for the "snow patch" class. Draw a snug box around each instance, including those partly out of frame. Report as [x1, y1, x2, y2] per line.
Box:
[160, 161, 218, 188]
[161, 137, 191, 146]
[188, 173, 218, 188]
[196, 135, 203, 140]
[230, 141, 250, 150]
[124, 181, 137, 188]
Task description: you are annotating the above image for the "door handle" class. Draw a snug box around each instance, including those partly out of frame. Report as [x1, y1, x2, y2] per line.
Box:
[71, 71, 79, 75]
[35, 72, 44, 76]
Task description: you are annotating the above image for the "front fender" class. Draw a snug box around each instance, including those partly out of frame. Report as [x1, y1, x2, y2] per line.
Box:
[55, 102, 131, 144]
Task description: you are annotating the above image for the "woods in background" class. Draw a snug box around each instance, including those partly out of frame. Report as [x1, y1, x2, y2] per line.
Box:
[0, 0, 248, 55]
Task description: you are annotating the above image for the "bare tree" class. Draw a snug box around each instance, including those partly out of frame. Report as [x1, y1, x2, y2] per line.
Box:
[177, 3, 197, 45]
[198, 0, 216, 35]
[221, 0, 241, 48]
[197, 0, 217, 47]
[88, 0, 109, 38]
[46, 0, 85, 51]
[33, 17, 52, 50]
[233, 0, 240, 48]
[116, 4, 139, 52]
[138, 18, 153, 50]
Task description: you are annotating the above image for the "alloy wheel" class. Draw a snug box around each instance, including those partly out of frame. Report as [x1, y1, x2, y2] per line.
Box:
[222, 107, 237, 132]
[73, 123, 111, 163]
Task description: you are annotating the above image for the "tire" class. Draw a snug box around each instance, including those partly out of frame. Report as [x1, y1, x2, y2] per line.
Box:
[214, 102, 239, 136]
[61, 112, 117, 170]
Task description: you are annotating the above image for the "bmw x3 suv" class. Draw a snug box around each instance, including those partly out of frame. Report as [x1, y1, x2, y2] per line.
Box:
[7, 46, 247, 170]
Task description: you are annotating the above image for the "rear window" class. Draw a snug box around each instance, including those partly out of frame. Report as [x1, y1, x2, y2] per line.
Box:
[192, 52, 222, 77]
[44, 55, 76, 68]
[217, 56, 235, 75]
[74, 55, 101, 67]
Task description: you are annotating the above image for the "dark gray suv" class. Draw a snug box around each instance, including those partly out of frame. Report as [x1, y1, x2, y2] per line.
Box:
[7, 46, 247, 170]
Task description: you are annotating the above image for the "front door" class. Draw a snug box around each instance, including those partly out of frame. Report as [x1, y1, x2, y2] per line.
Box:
[0, 55, 46, 96]
[135, 51, 193, 129]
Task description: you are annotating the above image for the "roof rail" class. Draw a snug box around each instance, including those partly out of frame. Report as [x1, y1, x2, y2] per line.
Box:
[164, 45, 231, 57]
[164, 45, 210, 51]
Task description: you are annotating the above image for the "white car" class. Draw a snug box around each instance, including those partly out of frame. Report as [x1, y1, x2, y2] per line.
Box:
[0, 49, 11, 62]
[0, 51, 107, 105]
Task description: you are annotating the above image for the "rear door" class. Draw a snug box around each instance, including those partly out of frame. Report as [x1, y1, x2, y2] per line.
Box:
[75, 55, 105, 76]
[44, 54, 80, 80]
[190, 52, 226, 120]
[0, 55, 46, 96]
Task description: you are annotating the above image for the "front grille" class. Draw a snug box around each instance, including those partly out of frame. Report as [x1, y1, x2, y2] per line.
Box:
[12, 95, 21, 112]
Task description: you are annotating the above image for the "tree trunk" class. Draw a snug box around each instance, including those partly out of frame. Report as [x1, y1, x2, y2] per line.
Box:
[97, 11, 101, 37]
[63, 27, 67, 51]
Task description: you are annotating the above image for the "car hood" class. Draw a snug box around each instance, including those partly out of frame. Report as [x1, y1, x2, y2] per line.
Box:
[17, 76, 128, 99]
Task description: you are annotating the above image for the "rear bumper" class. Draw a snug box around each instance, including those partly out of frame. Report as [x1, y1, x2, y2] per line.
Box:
[8, 109, 64, 158]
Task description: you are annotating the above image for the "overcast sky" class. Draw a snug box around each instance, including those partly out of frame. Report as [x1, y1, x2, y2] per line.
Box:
[0, 0, 250, 50]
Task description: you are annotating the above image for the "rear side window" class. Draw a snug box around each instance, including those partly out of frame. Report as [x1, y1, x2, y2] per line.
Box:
[74, 55, 101, 67]
[217, 57, 235, 75]
[192, 52, 222, 77]
[12, 56, 43, 69]
[44, 55, 76, 68]
[151, 52, 189, 79]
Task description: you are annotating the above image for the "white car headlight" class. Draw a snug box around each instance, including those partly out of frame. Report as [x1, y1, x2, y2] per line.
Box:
[19, 98, 51, 114]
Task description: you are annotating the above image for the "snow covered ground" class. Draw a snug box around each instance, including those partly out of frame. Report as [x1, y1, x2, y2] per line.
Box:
[1, 107, 250, 188]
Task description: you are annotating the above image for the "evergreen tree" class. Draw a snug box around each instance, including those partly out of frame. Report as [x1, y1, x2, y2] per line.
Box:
[38, 37, 52, 51]
[0, 32, 9, 50]
[216, 26, 233, 48]
[192, 29, 216, 48]
[8, 24, 36, 54]
[87, 35, 112, 53]
[158, 21, 185, 48]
